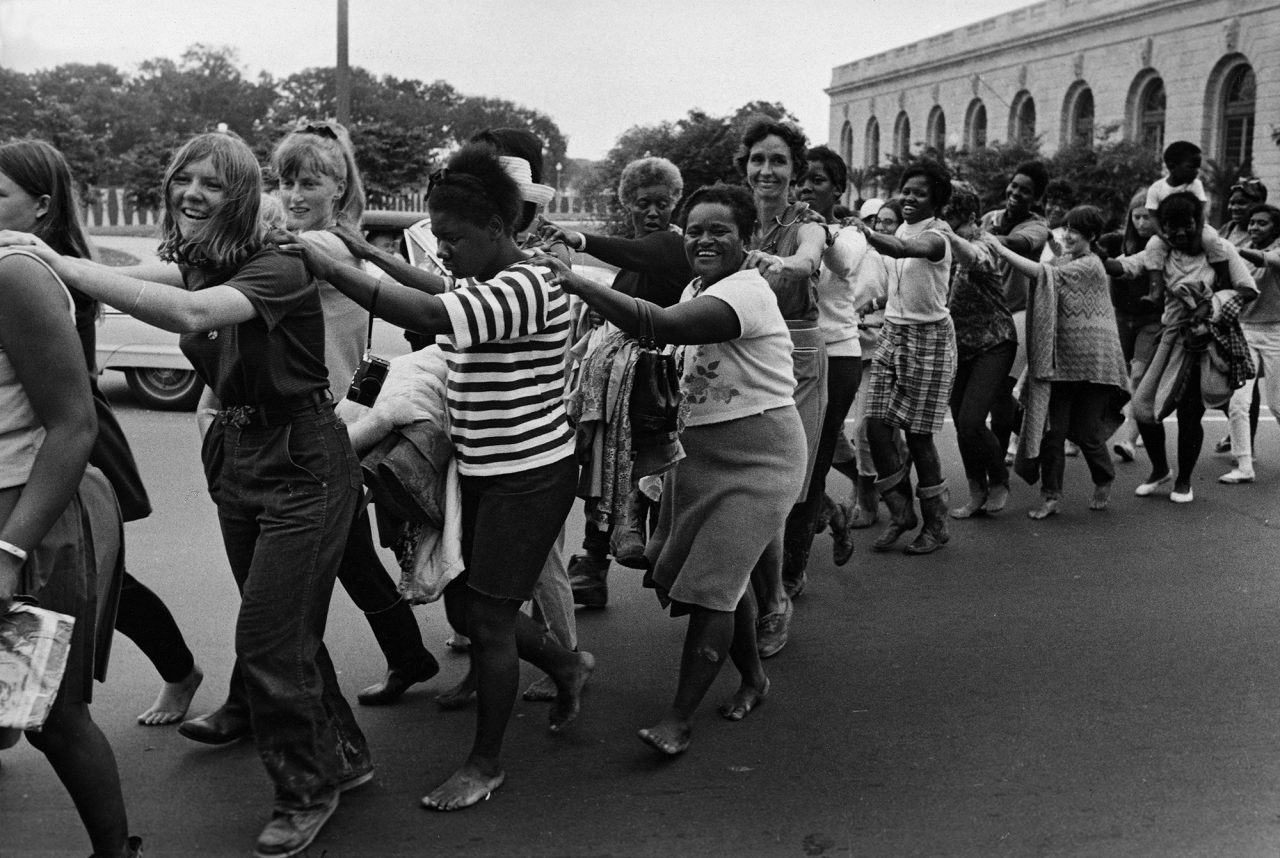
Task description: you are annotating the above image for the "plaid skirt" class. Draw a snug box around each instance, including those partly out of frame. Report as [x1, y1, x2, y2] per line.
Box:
[866, 318, 957, 434]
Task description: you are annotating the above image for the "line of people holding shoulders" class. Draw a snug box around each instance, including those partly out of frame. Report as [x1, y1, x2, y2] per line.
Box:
[1, 114, 1275, 858]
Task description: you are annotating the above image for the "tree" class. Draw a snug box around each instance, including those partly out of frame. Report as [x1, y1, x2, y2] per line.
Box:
[1046, 128, 1162, 228]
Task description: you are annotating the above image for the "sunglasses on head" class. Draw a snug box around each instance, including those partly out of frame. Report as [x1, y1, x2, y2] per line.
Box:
[298, 121, 340, 141]
[1231, 178, 1266, 198]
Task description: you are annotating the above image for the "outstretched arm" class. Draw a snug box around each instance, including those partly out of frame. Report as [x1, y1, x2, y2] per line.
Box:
[281, 231, 452, 335]
[746, 221, 827, 278]
[536, 254, 738, 345]
[989, 240, 1043, 280]
[327, 223, 453, 295]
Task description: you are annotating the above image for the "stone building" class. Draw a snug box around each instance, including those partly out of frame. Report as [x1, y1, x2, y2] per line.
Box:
[826, 0, 1279, 206]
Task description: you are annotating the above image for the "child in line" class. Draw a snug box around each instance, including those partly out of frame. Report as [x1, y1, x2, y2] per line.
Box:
[1140, 140, 1232, 307]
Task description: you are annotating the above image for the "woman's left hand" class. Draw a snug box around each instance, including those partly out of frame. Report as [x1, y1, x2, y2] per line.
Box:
[746, 249, 805, 277]
[528, 252, 592, 297]
[0, 230, 53, 253]
[276, 231, 341, 281]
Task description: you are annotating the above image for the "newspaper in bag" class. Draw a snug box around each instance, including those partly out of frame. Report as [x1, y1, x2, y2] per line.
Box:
[0, 602, 75, 731]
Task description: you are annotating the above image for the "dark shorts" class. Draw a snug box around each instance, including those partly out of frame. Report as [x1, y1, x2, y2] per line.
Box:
[457, 455, 578, 602]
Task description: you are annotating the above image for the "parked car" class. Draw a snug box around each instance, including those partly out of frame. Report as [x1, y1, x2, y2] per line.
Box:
[95, 210, 618, 409]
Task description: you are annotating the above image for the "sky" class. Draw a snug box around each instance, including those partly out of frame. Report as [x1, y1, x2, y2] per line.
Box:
[0, 0, 1036, 160]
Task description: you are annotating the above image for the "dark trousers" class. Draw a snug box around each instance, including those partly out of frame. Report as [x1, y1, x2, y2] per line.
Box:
[204, 409, 366, 812]
[783, 355, 862, 581]
[950, 342, 1016, 490]
[1140, 362, 1207, 482]
[116, 573, 195, 682]
[1040, 381, 1116, 498]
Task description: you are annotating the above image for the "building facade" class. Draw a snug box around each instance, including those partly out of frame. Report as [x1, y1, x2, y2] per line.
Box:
[826, 0, 1280, 205]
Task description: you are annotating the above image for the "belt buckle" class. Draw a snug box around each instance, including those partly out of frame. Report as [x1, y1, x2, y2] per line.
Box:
[219, 406, 254, 428]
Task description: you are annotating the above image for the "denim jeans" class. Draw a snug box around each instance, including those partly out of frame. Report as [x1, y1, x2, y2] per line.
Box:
[204, 407, 367, 812]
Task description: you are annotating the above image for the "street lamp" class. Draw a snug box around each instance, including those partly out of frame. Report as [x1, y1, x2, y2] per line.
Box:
[555, 161, 563, 213]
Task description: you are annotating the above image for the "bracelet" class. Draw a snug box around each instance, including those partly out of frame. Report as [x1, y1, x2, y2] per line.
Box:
[128, 283, 149, 314]
[0, 539, 28, 562]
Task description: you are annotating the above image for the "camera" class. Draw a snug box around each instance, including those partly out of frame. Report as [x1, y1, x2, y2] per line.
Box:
[346, 353, 390, 407]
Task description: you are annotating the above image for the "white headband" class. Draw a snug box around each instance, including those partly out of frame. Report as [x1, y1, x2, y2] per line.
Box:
[498, 155, 556, 206]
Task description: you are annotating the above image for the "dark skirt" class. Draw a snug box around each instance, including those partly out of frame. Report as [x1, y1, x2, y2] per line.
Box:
[5, 468, 123, 705]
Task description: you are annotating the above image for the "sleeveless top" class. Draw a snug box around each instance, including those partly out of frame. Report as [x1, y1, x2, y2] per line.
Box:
[0, 249, 77, 489]
[751, 201, 821, 323]
[885, 218, 952, 325]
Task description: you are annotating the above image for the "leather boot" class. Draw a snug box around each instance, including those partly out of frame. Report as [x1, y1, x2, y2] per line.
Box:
[610, 489, 650, 569]
[905, 482, 950, 555]
[872, 468, 917, 552]
[358, 598, 440, 706]
[847, 474, 880, 529]
[568, 552, 610, 607]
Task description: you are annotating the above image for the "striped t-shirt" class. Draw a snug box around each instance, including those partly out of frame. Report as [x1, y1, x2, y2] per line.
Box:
[437, 262, 575, 476]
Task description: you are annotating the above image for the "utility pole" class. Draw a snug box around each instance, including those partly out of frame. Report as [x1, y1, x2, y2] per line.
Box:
[336, 0, 350, 125]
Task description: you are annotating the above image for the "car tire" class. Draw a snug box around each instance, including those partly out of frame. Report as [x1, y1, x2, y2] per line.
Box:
[125, 367, 204, 411]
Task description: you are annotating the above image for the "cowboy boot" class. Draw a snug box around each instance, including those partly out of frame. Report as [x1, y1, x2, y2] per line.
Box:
[905, 482, 950, 555]
[611, 488, 650, 569]
[847, 473, 880, 529]
[872, 467, 917, 552]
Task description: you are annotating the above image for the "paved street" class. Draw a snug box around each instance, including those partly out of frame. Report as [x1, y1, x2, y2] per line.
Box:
[4, 372, 1280, 857]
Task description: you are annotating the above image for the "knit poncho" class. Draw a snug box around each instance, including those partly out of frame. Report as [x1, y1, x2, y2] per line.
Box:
[1016, 254, 1129, 480]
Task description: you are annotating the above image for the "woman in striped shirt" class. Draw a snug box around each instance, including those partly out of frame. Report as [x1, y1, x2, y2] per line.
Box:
[286, 143, 593, 812]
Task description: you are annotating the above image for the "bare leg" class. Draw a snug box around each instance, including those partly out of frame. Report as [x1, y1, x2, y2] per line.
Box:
[26, 703, 130, 857]
[638, 606, 734, 755]
[720, 589, 770, 721]
[423, 592, 590, 810]
[137, 665, 204, 726]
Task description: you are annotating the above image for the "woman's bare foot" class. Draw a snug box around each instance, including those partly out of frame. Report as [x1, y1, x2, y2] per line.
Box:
[521, 673, 557, 702]
[638, 719, 691, 756]
[981, 483, 1009, 514]
[420, 762, 505, 811]
[436, 672, 478, 711]
[548, 651, 595, 734]
[719, 678, 770, 721]
[1090, 482, 1112, 511]
[1027, 499, 1060, 520]
[137, 665, 203, 726]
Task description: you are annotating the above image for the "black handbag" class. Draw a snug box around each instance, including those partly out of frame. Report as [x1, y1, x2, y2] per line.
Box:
[628, 300, 682, 436]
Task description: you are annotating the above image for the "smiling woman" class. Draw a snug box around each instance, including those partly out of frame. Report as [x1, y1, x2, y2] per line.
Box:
[539, 182, 805, 756]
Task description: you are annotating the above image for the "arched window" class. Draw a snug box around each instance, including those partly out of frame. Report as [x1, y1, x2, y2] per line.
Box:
[926, 106, 946, 153]
[1139, 77, 1166, 154]
[840, 121, 854, 173]
[1065, 85, 1094, 147]
[1221, 64, 1256, 169]
[893, 111, 911, 159]
[1009, 91, 1036, 145]
[964, 99, 987, 150]
[864, 117, 880, 169]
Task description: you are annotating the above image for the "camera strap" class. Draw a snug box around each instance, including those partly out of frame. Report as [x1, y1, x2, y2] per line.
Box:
[364, 311, 375, 359]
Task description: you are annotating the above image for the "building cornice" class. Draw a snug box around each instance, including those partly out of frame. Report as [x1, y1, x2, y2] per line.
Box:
[826, 0, 1274, 98]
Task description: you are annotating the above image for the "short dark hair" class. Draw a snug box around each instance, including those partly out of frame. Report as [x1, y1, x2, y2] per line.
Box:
[1156, 191, 1204, 227]
[1013, 161, 1050, 199]
[734, 117, 808, 184]
[900, 159, 953, 208]
[681, 183, 756, 241]
[942, 180, 982, 225]
[1063, 204, 1105, 242]
[1163, 140, 1201, 168]
[1248, 203, 1280, 231]
[1044, 179, 1076, 206]
[804, 145, 848, 193]
[427, 143, 522, 233]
